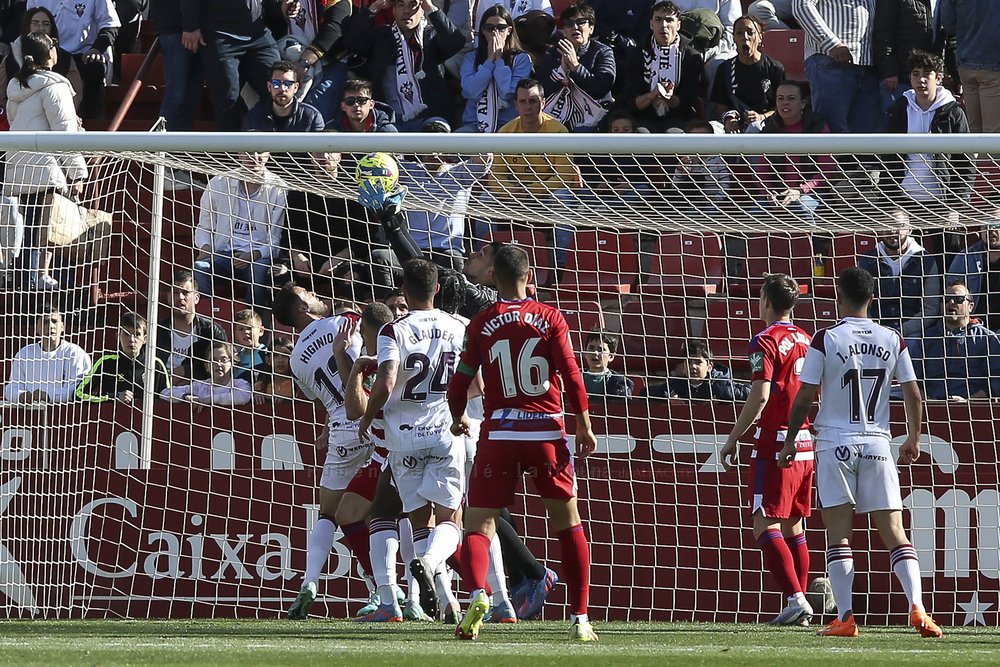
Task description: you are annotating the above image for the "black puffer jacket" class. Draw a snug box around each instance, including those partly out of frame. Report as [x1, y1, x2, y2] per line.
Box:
[872, 0, 958, 82]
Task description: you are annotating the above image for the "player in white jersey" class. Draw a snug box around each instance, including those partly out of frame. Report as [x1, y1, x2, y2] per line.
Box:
[360, 259, 469, 621]
[779, 267, 942, 639]
[271, 284, 376, 620]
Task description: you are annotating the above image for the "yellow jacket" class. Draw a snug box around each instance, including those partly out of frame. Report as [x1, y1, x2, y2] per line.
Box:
[490, 113, 580, 197]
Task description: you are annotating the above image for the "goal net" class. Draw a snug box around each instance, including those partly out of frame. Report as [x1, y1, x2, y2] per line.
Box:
[0, 131, 997, 627]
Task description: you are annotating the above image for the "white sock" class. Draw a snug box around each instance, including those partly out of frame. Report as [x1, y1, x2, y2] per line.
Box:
[790, 592, 807, 606]
[571, 613, 589, 624]
[487, 533, 510, 605]
[368, 518, 399, 589]
[303, 515, 337, 586]
[890, 544, 924, 611]
[826, 545, 855, 622]
[435, 563, 459, 611]
[424, 521, 462, 573]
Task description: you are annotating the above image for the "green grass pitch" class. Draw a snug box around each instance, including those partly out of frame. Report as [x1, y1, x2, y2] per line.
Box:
[1, 619, 998, 666]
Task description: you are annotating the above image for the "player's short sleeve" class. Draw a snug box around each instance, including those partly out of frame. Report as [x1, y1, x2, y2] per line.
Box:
[893, 335, 918, 384]
[798, 334, 826, 385]
[749, 332, 775, 382]
[457, 318, 483, 372]
[376, 323, 401, 366]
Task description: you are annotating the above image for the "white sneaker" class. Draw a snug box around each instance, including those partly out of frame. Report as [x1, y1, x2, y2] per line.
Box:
[768, 598, 814, 626]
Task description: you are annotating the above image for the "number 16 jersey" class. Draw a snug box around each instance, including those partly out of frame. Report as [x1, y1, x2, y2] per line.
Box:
[377, 308, 467, 452]
[799, 316, 917, 444]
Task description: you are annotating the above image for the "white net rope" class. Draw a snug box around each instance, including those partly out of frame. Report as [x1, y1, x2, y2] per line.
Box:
[1, 134, 998, 625]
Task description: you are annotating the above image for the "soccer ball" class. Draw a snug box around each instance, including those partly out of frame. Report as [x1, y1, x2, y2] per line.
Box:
[355, 152, 399, 193]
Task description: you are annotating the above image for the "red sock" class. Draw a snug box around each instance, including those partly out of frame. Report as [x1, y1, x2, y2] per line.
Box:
[447, 543, 463, 575]
[461, 531, 491, 592]
[785, 532, 810, 593]
[758, 529, 800, 598]
[341, 521, 373, 578]
[556, 524, 590, 615]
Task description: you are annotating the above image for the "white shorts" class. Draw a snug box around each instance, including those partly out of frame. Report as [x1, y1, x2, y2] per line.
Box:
[319, 428, 373, 491]
[815, 433, 902, 514]
[464, 417, 482, 485]
[388, 439, 466, 513]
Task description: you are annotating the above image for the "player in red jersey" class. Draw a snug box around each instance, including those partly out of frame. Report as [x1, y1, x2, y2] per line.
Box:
[447, 245, 599, 642]
[720, 273, 815, 626]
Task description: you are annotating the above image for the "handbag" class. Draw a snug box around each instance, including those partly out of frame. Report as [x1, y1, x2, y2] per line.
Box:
[41, 191, 113, 263]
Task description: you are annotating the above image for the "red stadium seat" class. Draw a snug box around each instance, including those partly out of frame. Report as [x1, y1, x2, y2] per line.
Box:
[640, 233, 726, 296]
[487, 230, 553, 287]
[541, 300, 604, 352]
[764, 30, 806, 82]
[794, 298, 839, 336]
[552, 229, 640, 297]
[614, 298, 691, 376]
[705, 298, 756, 370]
[729, 233, 814, 297]
[813, 233, 878, 298]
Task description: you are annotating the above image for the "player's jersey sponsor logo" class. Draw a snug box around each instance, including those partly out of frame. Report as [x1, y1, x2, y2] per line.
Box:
[750, 351, 764, 372]
[400, 424, 413, 431]
[835, 445, 852, 461]
[335, 442, 369, 458]
[402, 455, 417, 468]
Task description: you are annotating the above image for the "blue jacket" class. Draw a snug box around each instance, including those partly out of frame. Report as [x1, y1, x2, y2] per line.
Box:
[940, 0, 1000, 71]
[537, 39, 617, 104]
[641, 365, 751, 402]
[242, 99, 325, 132]
[947, 240, 988, 308]
[583, 369, 634, 398]
[460, 51, 533, 129]
[328, 101, 399, 132]
[906, 320, 1000, 399]
[858, 243, 941, 337]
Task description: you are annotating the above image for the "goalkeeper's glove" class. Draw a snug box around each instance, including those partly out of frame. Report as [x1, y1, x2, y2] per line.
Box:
[358, 180, 407, 217]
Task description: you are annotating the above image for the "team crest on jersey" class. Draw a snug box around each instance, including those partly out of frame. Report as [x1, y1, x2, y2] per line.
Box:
[749, 351, 764, 372]
[835, 445, 852, 462]
[75, 2, 86, 16]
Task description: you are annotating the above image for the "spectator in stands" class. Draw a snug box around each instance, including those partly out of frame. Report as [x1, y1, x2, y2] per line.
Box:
[182, 0, 282, 131]
[473, 0, 552, 32]
[193, 151, 287, 312]
[947, 216, 1000, 331]
[858, 207, 941, 337]
[489, 78, 578, 265]
[906, 279, 1000, 401]
[536, 3, 615, 132]
[747, 0, 793, 31]
[268, 0, 352, 124]
[873, 0, 957, 116]
[76, 311, 170, 403]
[149, 0, 203, 133]
[383, 288, 409, 317]
[345, 0, 466, 131]
[578, 109, 656, 211]
[160, 340, 253, 410]
[757, 80, 834, 226]
[328, 78, 398, 132]
[711, 15, 785, 133]
[671, 119, 731, 207]
[155, 269, 228, 384]
[4, 304, 91, 403]
[622, 0, 705, 132]
[254, 335, 300, 402]
[793, 0, 881, 133]
[882, 50, 974, 229]
[0, 7, 83, 110]
[459, 5, 532, 133]
[398, 132, 492, 272]
[673, 0, 741, 86]
[941, 0, 1000, 133]
[243, 60, 324, 133]
[35, 0, 119, 119]
[232, 308, 268, 384]
[639, 339, 751, 401]
[3, 30, 87, 292]
[582, 328, 633, 398]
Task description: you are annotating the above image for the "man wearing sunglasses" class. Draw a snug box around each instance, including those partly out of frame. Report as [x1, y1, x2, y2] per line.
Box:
[329, 78, 398, 132]
[243, 60, 324, 133]
[905, 279, 1000, 402]
[947, 216, 1000, 332]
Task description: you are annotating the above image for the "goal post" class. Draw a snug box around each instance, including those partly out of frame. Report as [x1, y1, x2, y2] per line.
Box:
[0, 131, 998, 626]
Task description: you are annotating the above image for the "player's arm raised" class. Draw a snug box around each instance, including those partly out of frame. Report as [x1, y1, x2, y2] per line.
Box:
[778, 382, 817, 468]
[551, 315, 597, 458]
[359, 359, 396, 441]
[344, 355, 377, 420]
[332, 316, 359, 386]
[722, 379, 771, 471]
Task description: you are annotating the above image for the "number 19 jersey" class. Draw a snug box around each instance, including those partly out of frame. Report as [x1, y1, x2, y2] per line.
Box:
[291, 312, 362, 429]
[377, 308, 466, 452]
[799, 316, 917, 442]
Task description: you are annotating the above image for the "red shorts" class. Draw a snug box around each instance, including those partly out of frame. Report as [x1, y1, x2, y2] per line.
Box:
[466, 415, 576, 508]
[748, 453, 814, 520]
[344, 448, 387, 502]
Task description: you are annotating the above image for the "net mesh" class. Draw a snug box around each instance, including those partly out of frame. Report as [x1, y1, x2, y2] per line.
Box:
[1, 139, 998, 626]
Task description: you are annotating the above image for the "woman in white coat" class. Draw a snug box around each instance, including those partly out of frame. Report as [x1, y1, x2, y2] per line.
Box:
[4, 30, 87, 290]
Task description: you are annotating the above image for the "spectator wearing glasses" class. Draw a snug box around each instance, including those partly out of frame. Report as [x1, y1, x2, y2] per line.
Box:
[0, 7, 83, 110]
[458, 4, 531, 132]
[345, 0, 466, 131]
[536, 3, 615, 132]
[906, 279, 1000, 401]
[243, 60, 324, 132]
[947, 216, 1000, 331]
[328, 78, 398, 132]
